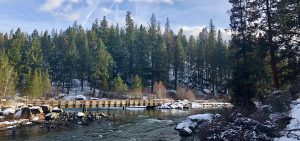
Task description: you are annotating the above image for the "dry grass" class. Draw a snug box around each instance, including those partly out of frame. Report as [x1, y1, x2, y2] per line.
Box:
[175, 87, 196, 101]
[154, 81, 168, 99]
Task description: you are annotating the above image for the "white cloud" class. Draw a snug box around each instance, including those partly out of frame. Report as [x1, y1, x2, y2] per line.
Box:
[179, 25, 231, 41]
[113, 0, 124, 3]
[181, 26, 205, 37]
[101, 7, 113, 15]
[129, 0, 175, 4]
[40, 0, 64, 12]
[40, 0, 83, 21]
[69, 0, 79, 3]
[65, 12, 80, 21]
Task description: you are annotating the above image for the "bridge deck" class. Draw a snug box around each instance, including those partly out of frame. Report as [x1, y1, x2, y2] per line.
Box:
[30, 99, 173, 109]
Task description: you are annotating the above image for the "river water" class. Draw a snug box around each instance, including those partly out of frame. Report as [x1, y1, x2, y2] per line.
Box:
[1, 108, 218, 141]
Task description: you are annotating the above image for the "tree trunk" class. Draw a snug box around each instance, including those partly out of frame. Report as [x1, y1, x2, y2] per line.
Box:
[266, 0, 280, 89]
[3, 68, 13, 99]
[174, 67, 178, 90]
[81, 78, 84, 91]
[93, 88, 96, 97]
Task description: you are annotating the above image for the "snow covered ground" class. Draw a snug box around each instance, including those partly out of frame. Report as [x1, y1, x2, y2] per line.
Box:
[156, 99, 191, 109]
[156, 99, 232, 109]
[51, 79, 100, 100]
[275, 98, 300, 141]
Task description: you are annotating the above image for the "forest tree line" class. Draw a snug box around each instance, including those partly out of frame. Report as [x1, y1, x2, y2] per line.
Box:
[0, 12, 230, 99]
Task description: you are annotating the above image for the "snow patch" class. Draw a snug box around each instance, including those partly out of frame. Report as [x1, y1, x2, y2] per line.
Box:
[146, 118, 173, 123]
[157, 99, 191, 109]
[274, 98, 300, 140]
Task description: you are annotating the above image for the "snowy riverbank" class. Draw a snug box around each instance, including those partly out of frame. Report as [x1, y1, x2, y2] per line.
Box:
[275, 98, 300, 141]
[0, 105, 115, 131]
[156, 99, 233, 109]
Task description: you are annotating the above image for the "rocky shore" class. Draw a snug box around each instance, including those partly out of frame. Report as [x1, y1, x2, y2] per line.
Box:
[0, 105, 116, 131]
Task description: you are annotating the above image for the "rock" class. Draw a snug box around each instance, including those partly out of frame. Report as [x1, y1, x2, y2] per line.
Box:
[26, 122, 32, 125]
[45, 113, 52, 121]
[52, 107, 63, 113]
[20, 107, 32, 119]
[40, 105, 52, 113]
[3, 108, 15, 115]
[77, 112, 85, 117]
[179, 127, 193, 136]
[99, 113, 108, 118]
[6, 125, 16, 130]
[30, 106, 45, 122]
[175, 113, 214, 136]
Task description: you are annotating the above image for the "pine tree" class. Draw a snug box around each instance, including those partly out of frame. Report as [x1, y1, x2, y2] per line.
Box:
[125, 11, 136, 83]
[0, 51, 17, 101]
[0, 33, 4, 50]
[136, 25, 150, 86]
[76, 25, 90, 91]
[276, 0, 300, 86]
[132, 75, 142, 96]
[65, 27, 79, 94]
[113, 76, 128, 94]
[173, 29, 185, 90]
[207, 20, 217, 95]
[229, 0, 262, 109]
[100, 16, 109, 45]
[7, 28, 26, 68]
[92, 39, 113, 91]
[187, 35, 197, 87]
[196, 28, 208, 88]
[43, 69, 52, 98]
[216, 30, 230, 92]
[32, 69, 43, 99]
[153, 34, 169, 84]
[40, 30, 51, 68]
[148, 13, 159, 91]
[258, 0, 280, 88]
[23, 69, 43, 100]
[164, 18, 174, 86]
[28, 29, 43, 71]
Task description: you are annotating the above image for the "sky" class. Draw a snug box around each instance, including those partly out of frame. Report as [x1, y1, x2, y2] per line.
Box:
[0, 0, 231, 38]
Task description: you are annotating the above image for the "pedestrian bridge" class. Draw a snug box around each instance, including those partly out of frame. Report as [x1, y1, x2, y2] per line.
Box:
[29, 99, 232, 109]
[30, 99, 173, 109]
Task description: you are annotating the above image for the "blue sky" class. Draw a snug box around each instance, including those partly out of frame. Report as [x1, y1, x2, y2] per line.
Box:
[0, 0, 231, 38]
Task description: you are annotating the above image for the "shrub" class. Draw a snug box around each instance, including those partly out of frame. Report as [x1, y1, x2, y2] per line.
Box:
[154, 81, 167, 99]
[175, 87, 196, 101]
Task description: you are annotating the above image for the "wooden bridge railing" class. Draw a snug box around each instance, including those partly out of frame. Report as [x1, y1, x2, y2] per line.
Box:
[29, 99, 232, 109]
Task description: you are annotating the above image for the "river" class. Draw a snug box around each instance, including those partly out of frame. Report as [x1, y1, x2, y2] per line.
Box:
[1, 108, 218, 141]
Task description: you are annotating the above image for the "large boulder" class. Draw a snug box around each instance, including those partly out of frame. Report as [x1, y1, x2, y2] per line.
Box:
[40, 105, 52, 114]
[3, 108, 15, 115]
[20, 107, 32, 119]
[3, 108, 16, 120]
[30, 106, 44, 122]
[175, 113, 214, 136]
